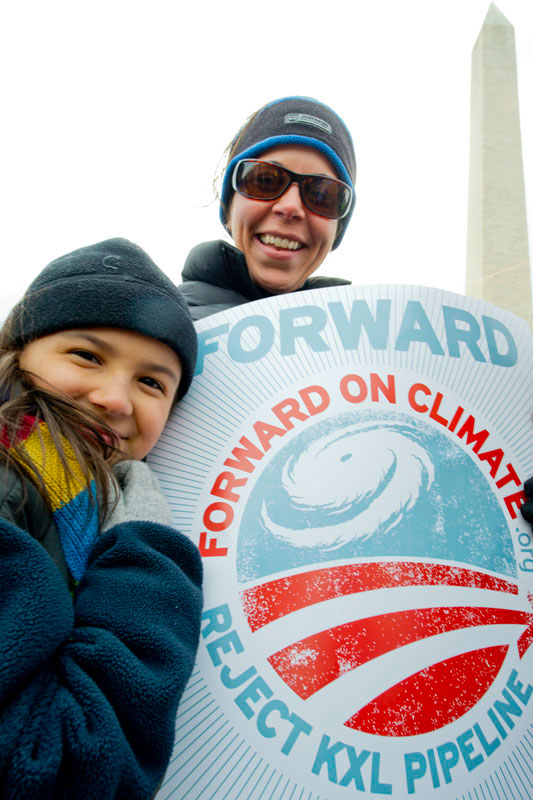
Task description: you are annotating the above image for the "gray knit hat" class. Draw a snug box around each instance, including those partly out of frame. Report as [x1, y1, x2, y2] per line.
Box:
[220, 96, 356, 248]
[11, 238, 197, 399]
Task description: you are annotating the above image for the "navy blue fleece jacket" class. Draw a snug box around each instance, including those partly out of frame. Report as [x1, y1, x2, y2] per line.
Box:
[0, 503, 202, 799]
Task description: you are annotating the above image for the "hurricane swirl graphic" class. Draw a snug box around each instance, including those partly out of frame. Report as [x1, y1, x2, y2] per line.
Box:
[238, 410, 514, 581]
[261, 422, 434, 549]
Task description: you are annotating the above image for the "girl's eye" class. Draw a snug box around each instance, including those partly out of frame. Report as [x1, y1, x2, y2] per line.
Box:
[139, 376, 164, 392]
[70, 349, 100, 364]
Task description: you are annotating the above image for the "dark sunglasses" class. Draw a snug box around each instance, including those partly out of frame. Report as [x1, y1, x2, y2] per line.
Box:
[231, 159, 353, 220]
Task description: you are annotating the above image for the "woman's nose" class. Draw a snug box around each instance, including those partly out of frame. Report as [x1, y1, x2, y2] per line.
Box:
[272, 182, 305, 219]
[88, 380, 133, 416]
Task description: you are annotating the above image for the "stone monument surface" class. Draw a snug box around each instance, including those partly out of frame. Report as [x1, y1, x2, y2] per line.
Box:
[466, 3, 532, 329]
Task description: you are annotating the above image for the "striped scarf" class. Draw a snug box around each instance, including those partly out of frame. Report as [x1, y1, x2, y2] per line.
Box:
[2, 415, 99, 582]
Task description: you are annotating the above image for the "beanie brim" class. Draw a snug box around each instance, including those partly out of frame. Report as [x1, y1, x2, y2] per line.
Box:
[11, 239, 198, 400]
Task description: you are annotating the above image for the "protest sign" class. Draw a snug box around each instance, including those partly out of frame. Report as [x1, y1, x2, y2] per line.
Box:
[149, 285, 533, 799]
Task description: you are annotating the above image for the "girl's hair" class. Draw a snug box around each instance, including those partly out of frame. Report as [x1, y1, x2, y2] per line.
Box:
[0, 312, 118, 522]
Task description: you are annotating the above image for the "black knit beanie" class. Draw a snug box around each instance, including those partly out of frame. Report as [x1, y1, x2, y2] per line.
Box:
[220, 96, 356, 249]
[10, 238, 197, 400]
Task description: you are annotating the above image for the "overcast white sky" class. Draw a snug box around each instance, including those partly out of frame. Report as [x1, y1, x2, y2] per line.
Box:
[1, 0, 532, 319]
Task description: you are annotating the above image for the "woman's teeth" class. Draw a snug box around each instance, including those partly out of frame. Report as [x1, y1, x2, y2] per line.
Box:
[259, 234, 302, 251]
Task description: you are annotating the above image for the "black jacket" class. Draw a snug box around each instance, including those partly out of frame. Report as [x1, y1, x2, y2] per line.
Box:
[0, 467, 69, 581]
[180, 240, 351, 320]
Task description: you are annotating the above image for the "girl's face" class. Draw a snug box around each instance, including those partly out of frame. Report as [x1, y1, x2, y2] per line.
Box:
[20, 327, 182, 460]
[227, 145, 339, 294]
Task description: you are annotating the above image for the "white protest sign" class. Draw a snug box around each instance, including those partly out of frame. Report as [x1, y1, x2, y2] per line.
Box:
[149, 285, 533, 800]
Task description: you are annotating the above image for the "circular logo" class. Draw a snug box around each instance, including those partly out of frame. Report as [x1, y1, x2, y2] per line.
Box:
[238, 410, 519, 737]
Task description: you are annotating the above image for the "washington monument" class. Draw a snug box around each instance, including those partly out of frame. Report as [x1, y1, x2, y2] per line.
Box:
[466, 3, 532, 329]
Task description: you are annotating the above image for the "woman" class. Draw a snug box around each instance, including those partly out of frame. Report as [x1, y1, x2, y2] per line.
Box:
[180, 96, 357, 320]
[0, 238, 202, 799]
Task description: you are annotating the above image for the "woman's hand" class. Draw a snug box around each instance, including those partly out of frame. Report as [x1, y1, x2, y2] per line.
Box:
[521, 477, 533, 523]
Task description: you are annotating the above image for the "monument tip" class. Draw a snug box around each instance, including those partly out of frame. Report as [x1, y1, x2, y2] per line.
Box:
[484, 3, 512, 28]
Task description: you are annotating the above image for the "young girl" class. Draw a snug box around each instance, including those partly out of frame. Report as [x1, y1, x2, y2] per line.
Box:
[0, 238, 202, 799]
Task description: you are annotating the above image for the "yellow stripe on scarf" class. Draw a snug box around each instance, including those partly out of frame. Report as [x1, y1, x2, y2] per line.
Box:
[19, 421, 87, 513]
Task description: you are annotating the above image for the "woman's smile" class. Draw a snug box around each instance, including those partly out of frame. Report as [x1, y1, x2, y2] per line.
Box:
[257, 233, 304, 251]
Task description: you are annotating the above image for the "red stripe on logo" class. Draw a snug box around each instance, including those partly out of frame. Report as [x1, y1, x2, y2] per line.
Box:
[268, 606, 527, 700]
[241, 562, 518, 632]
[346, 645, 508, 735]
